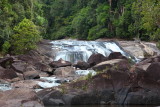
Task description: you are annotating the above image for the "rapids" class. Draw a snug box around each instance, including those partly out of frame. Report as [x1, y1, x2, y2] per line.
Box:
[51, 40, 138, 63]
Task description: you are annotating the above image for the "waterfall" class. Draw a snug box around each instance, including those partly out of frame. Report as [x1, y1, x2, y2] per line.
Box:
[51, 40, 137, 63]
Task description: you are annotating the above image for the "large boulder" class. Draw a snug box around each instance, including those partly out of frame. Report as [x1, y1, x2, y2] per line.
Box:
[11, 80, 40, 89]
[0, 57, 13, 68]
[54, 66, 75, 77]
[70, 92, 100, 105]
[11, 61, 27, 73]
[0, 67, 18, 80]
[38, 89, 64, 106]
[38, 68, 131, 106]
[130, 63, 151, 73]
[37, 61, 160, 106]
[93, 59, 130, 71]
[17, 50, 43, 64]
[23, 66, 40, 80]
[73, 61, 90, 70]
[34, 62, 53, 73]
[118, 41, 160, 59]
[108, 52, 126, 60]
[146, 62, 160, 81]
[0, 88, 44, 107]
[124, 90, 160, 105]
[87, 53, 107, 67]
[137, 55, 160, 66]
[50, 59, 72, 68]
[124, 68, 160, 105]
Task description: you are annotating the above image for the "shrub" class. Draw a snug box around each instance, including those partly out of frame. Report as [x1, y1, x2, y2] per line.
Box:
[11, 18, 42, 54]
[2, 41, 11, 54]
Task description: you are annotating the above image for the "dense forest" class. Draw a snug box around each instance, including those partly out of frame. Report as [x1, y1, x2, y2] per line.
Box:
[0, 0, 160, 54]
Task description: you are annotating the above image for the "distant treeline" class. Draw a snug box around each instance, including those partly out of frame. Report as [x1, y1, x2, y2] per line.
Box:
[0, 0, 160, 54]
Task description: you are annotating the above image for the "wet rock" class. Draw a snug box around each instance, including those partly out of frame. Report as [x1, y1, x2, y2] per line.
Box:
[21, 100, 44, 107]
[73, 61, 90, 70]
[11, 80, 40, 89]
[54, 66, 75, 77]
[38, 89, 63, 106]
[37, 39, 55, 58]
[93, 59, 130, 71]
[137, 55, 160, 66]
[23, 66, 40, 80]
[118, 41, 160, 59]
[136, 63, 151, 71]
[130, 63, 151, 73]
[0, 67, 18, 80]
[124, 90, 160, 105]
[0, 88, 44, 107]
[11, 61, 27, 73]
[71, 92, 100, 105]
[88, 53, 107, 67]
[37, 59, 160, 106]
[50, 59, 72, 68]
[146, 62, 160, 81]
[38, 68, 131, 106]
[16, 72, 24, 80]
[34, 62, 53, 73]
[18, 50, 43, 64]
[108, 52, 126, 60]
[0, 57, 13, 68]
[0, 66, 5, 70]
[62, 93, 76, 105]
[39, 72, 50, 77]
[48, 99, 65, 106]
[23, 73, 39, 80]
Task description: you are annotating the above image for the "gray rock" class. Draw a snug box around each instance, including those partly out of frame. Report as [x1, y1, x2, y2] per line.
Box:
[62, 94, 76, 105]
[11, 61, 27, 73]
[23, 66, 40, 79]
[93, 59, 130, 71]
[48, 99, 65, 106]
[88, 53, 107, 67]
[0, 88, 44, 107]
[54, 66, 75, 77]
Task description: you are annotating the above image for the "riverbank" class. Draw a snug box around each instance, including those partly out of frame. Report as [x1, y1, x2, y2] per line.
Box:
[0, 39, 160, 107]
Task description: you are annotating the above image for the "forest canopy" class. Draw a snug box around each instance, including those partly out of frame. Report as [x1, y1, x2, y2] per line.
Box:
[0, 0, 160, 54]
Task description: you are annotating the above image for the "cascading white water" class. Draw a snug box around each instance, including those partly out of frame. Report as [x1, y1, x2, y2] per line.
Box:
[38, 77, 61, 88]
[0, 84, 12, 91]
[51, 40, 137, 63]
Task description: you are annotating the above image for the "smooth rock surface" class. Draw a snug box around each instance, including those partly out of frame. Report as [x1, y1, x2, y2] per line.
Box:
[88, 53, 107, 67]
[0, 88, 44, 107]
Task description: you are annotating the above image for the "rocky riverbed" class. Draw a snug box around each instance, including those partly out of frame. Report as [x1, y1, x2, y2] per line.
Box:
[0, 39, 160, 107]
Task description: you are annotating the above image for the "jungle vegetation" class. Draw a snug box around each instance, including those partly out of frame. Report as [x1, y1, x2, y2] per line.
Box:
[0, 0, 159, 54]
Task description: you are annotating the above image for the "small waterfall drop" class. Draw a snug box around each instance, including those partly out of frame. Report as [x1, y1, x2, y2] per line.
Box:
[51, 40, 137, 63]
[0, 84, 12, 91]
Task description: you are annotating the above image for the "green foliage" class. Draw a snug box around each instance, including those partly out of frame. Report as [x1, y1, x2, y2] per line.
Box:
[11, 18, 41, 54]
[53, 26, 72, 39]
[0, 0, 160, 53]
[72, 7, 92, 39]
[88, 25, 108, 40]
[86, 72, 92, 80]
[0, 0, 47, 53]
[2, 41, 11, 54]
[96, 3, 110, 25]
[132, 0, 160, 41]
